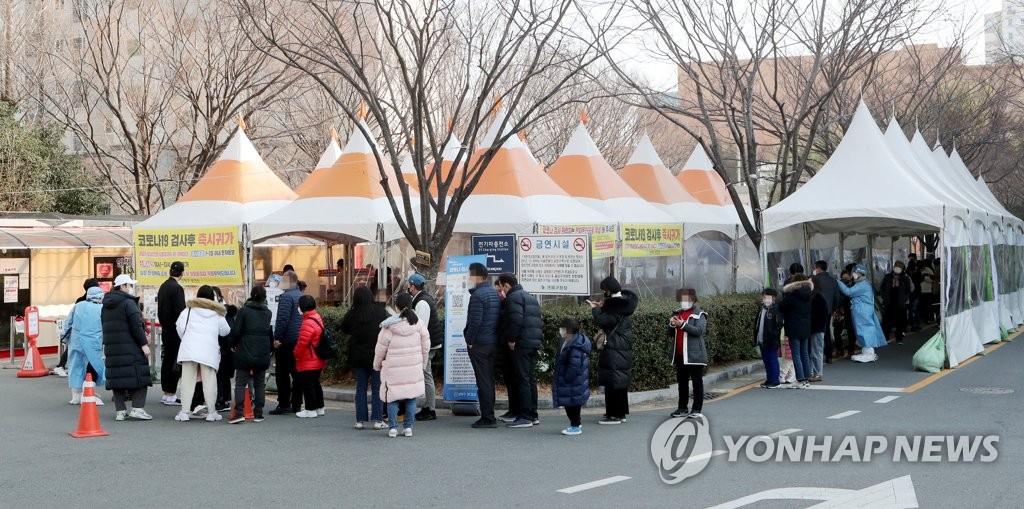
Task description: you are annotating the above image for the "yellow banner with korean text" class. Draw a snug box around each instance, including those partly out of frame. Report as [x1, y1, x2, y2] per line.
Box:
[621, 224, 683, 258]
[133, 226, 243, 286]
[539, 224, 617, 259]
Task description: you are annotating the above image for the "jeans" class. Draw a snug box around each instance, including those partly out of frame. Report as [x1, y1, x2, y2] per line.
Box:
[512, 347, 539, 420]
[468, 343, 496, 421]
[295, 369, 323, 411]
[565, 405, 582, 427]
[760, 345, 780, 384]
[604, 388, 629, 419]
[354, 367, 382, 422]
[790, 337, 812, 382]
[809, 332, 825, 377]
[421, 349, 438, 411]
[387, 399, 417, 429]
[233, 368, 266, 417]
[675, 361, 704, 413]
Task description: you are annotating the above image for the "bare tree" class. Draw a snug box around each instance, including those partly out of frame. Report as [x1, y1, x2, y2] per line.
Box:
[236, 0, 618, 279]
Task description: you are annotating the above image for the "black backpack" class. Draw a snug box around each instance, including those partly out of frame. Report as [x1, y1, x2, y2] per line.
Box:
[311, 317, 338, 360]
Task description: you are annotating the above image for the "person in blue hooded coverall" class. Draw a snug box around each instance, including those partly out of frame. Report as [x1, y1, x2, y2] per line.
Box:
[836, 264, 886, 363]
[65, 286, 107, 404]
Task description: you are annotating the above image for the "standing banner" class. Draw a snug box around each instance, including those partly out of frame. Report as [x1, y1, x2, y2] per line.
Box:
[443, 255, 487, 401]
[621, 224, 683, 257]
[134, 227, 243, 286]
[540, 224, 616, 259]
[517, 234, 591, 295]
[471, 234, 516, 274]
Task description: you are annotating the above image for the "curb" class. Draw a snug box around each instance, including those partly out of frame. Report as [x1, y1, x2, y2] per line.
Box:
[320, 358, 764, 410]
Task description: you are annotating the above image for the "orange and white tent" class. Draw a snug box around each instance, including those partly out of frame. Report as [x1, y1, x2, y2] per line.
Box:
[548, 123, 674, 224]
[250, 121, 414, 243]
[295, 133, 343, 195]
[135, 125, 297, 232]
[452, 109, 611, 234]
[678, 144, 752, 234]
[620, 134, 738, 237]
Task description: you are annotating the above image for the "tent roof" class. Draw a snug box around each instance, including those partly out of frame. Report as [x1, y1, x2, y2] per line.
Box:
[620, 134, 700, 205]
[548, 123, 674, 223]
[763, 102, 946, 236]
[135, 127, 296, 230]
[882, 120, 968, 217]
[296, 137, 343, 195]
[679, 144, 732, 205]
[951, 148, 1016, 221]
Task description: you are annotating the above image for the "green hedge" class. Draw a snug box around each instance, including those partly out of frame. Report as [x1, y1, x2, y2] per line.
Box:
[317, 292, 761, 392]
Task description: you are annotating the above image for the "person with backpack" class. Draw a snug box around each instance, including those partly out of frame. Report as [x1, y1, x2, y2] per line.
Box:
[552, 318, 591, 436]
[174, 285, 231, 422]
[373, 293, 430, 438]
[228, 286, 273, 424]
[342, 286, 389, 430]
[293, 295, 327, 418]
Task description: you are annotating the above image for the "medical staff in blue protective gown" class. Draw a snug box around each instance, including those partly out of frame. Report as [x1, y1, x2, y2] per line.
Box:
[836, 264, 886, 363]
[65, 286, 107, 404]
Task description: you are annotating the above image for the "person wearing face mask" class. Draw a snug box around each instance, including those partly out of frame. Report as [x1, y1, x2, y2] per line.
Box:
[779, 272, 814, 388]
[464, 263, 501, 428]
[406, 273, 442, 421]
[879, 261, 913, 346]
[591, 276, 639, 425]
[834, 266, 858, 357]
[810, 260, 841, 371]
[754, 288, 784, 388]
[667, 288, 708, 417]
[552, 318, 591, 436]
[837, 265, 887, 362]
[102, 274, 153, 421]
[495, 273, 543, 428]
[212, 287, 238, 413]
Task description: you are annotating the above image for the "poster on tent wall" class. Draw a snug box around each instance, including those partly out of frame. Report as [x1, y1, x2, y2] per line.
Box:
[443, 255, 486, 401]
[621, 224, 683, 257]
[517, 235, 591, 295]
[134, 227, 243, 286]
[540, 224, 616, 259]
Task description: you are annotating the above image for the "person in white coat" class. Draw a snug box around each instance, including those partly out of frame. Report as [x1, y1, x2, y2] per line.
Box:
[175, 285, 230, 422]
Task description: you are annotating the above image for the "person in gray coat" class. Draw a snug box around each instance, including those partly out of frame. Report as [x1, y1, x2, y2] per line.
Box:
[667, 288, 709, 418]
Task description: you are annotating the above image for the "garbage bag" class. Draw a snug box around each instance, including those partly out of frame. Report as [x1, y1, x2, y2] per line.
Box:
[912, 332, 946, 373]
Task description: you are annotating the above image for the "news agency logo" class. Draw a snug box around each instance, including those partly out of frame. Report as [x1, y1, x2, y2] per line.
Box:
[650, 416, 1000, 485]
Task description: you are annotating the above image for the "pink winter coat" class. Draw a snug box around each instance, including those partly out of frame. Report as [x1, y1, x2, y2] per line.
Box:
[373, 316, 430, 403]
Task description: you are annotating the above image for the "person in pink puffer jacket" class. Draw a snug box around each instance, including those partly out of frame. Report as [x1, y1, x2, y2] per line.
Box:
[373, 293, 430, 438]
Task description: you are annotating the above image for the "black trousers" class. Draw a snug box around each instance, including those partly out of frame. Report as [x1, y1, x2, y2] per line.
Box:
[295, 369, 323, 411]
[216, 367, 232, 404]
[512, 347, 539, 420]
[274, 347, 302, 410]
[676, 362, 704, 413]
[565, 405, 582, 427]
[823, 325, 834, 362]
[468, 343, 496, 421]
[498, 340, 519, 417]
[161, 339, 180, 394]
[234, 368, 267, 416]
[604, 387, 629, 419]
[882, 305, 907, 342]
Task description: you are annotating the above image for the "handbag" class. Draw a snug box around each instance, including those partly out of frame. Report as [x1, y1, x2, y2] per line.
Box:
[594, 319, 621, 351]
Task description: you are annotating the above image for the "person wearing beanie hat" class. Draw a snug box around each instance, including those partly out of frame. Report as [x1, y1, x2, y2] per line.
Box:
[837, 264, 887, 362]
[591, 276, 639, 424]
[64, 286, 107, 406]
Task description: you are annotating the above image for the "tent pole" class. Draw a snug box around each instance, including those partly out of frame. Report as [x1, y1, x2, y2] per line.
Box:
[731, 224, 739, 293]
[242, 224, 254, 296]
[679, 224, 686, 290]
[838, 232, 846, 269]
[615, 223, 623, 284]
[802, 223, 811, 272]
[867, 235, 876, 283]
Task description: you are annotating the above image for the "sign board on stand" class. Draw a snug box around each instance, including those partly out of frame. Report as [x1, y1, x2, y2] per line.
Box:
[621, 224, 683, 257]
[24, 306, 39, 340]
[517, 234, 591, 295]
[471, 235, 516, 274]
[443, 255, 486, 402]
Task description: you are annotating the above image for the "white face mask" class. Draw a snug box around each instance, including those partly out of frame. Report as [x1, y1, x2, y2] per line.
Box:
[679, 301, 693, 311]
[558, 328, 567, 337]
[123, 285, 135, 295]
[763, 298, 773, 306]
[893, 267, 903, 274]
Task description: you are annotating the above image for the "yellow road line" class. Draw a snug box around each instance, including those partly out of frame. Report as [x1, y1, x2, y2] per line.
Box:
[707, 380, 762, 404]
[903, 340, 1010, 393]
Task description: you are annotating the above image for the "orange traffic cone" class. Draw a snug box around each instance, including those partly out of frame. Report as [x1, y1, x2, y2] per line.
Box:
[17, 338, 49, 378]
[243, 386, 255, 419]
[69, 373, 109, 438]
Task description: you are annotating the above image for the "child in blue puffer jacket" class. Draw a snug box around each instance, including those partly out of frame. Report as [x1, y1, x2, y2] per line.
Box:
[552, 318, 591, 436]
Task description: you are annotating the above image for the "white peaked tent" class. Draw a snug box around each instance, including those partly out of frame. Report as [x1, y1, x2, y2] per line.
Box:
[296, 135, 343, 195]
[136, 127, 298, 231]
[679, 144, 755, 229]
[451, 109, 611, 234]
[250, 121, 414, 243]
[547, 122, 674, 223]
[764, 102, 988, 367]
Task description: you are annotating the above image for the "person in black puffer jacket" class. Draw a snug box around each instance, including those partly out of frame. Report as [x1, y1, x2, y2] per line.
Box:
[496, 273, 543, 428]
[212, 287, 237, 413]
[779, 273, 814, 388]
[342, 286, 390, 428]
[591, 276, 639, 425]
[102, 274, 152, 421]
[229, 286, 273, 422]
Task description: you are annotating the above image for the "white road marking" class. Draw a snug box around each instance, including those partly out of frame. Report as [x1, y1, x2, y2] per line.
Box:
[769, 428, 802, 437]
[807, 384, 904, 393]
[874, 395, 900, 404]
[707, 475, 918, 509]
[826, 410, 861, 420]
[557, 475, 631, 494]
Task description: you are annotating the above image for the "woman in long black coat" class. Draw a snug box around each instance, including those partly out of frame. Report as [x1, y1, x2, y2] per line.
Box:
[102, 277, 152, 421]
[342, 286, 390, 428]
[590, 276, 639, 425]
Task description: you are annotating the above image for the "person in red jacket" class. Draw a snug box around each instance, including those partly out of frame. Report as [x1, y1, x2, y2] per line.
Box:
[293, 295, 326, 418]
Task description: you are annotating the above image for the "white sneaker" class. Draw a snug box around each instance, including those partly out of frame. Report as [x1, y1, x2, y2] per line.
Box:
[388, 428, 398, 438]
[52, 367, 68, 377]
[115, 410, 127, 421]
[296, 410, 317, 418]
[69, 390, 82, 405]
[206, 412, 223, 422]
[373, 421, 387, 430]
[161, 395, 181, 406]
[354, 422, 365, 430]
[128, 408, 152, 420]
[191, 405, 208, 417]
[94, 394, 105, 406]
[403, 428, 413, 437]
[174, 411, 190, 422]
[316, 407, 325, 416]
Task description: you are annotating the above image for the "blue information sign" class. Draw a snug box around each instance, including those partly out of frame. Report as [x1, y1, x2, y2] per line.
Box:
[471, 234, 516, 275]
